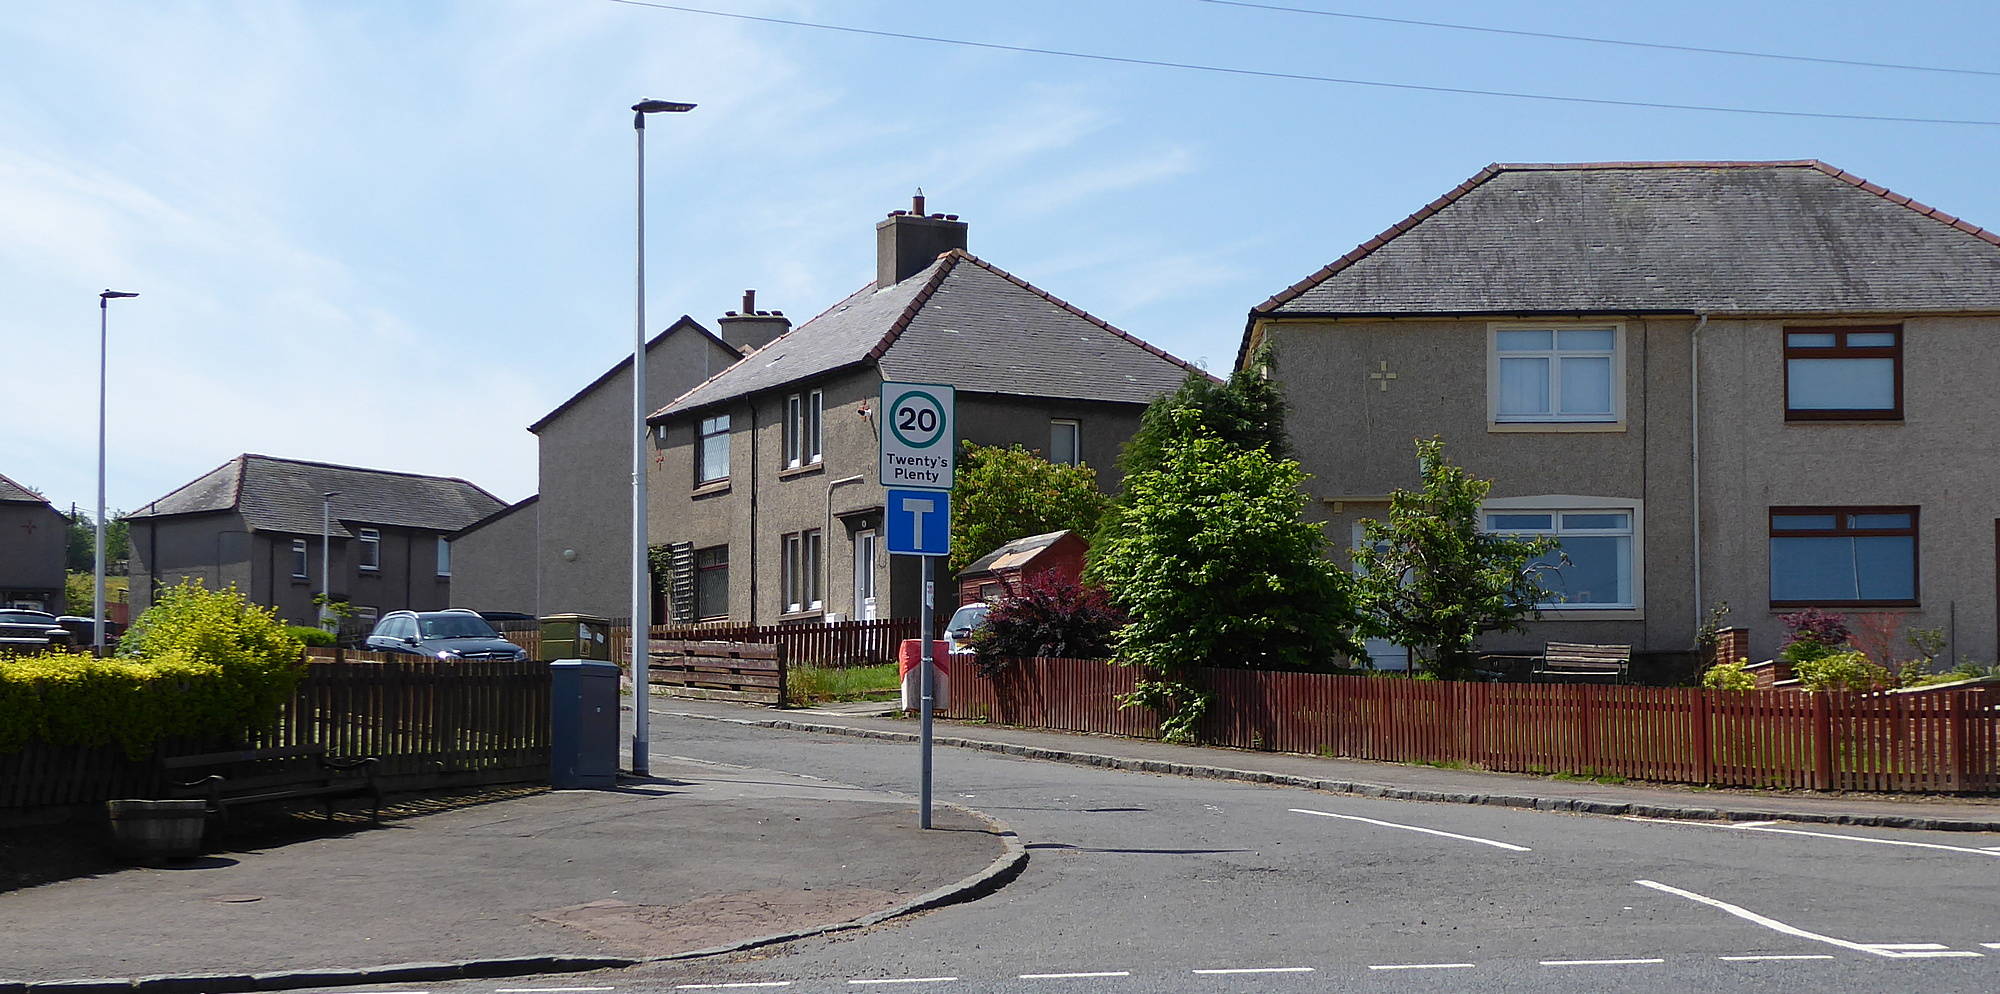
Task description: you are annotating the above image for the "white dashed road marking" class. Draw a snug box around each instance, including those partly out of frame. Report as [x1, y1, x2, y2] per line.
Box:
[676, 984, 792, 990]
[1626, 817, 2000, 857]
[1983, 943, 2000, 950]
[1540, 959, 1664, 966]
[1190, 967, 1314, 975]
[497, 989, 616, 992]
[848, 979, 957, 985]
[1291, 808, 1532, 852]
[1017, 973, 1131, 979]
[1719, 954, 1836, 961]
[1638, 879, 1970, 959]
[1367, 963, 1476, 971]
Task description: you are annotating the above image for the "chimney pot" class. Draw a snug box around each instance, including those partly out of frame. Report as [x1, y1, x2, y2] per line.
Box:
[724, 311, 739, 317]
[875, 196, 968, 287]
[742, 289, 756, 313]
[912, 190, 926, 215]
[945, 214, 959, 221]
[889, 209, 907, 217]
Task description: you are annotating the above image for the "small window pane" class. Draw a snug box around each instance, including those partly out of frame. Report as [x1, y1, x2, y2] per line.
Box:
[1771, 536, 1859, 601]
[1496, 330, 1552, 351]
[1557, 328, 1614, 351]
[1487, 513, 1554, 530]
[1560, 512, 1629, 530]
[1787, 332, 1838, 348]
[1787, 357, 1896, 410]
[1846, 331, 1898, 347]
[1849, 513, 1912, 529]
[1772, 514, 1838, 530]
[1050, 421, 1079, 465]
[1538, 534, 1631, 606]
[1854, 536, 1916, 600]
[1558, 356, 1613, 416]
[1498, 358, 1549, 416]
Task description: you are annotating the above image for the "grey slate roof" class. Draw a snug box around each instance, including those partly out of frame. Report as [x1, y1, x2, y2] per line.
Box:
[1257, 161, 2000, 319]
[127, 455, 505, 539]
[0, 472, 50, 505]
[655, 251, 1205, 419]
[528, 316, 737, 434]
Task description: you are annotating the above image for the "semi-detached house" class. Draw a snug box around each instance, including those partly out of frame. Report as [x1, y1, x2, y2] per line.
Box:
[648, 199, 1206, 626]
[1243, 160, 2000, 667]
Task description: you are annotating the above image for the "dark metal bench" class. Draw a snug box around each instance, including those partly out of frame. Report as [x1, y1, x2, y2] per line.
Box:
[1533, 641, 1631, 683]
[159, 744, 382, 829]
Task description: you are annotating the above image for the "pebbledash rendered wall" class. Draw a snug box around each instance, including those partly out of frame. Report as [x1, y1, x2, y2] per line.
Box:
[1263, 313, 2000, 666]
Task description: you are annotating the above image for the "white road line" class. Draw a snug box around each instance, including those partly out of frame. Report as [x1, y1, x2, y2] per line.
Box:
[1018, 973, 1131, 979]
[1719, 954, 1835, 962]
[1367, 963, 1476, 971]
[1190, 967, 1315, 975]
[848, 979, 957, 985]
[675, 984, 793, 990]
[1291, 808, 1532, 852]
[497, 989, 617, 992]
[1624, 816, 2000, 857]
[1982, 943, 2000, 950]
[1864, 943, 1950, 950]
[1539, 959, 1664, 966]
[1638, 879, 1918, 959]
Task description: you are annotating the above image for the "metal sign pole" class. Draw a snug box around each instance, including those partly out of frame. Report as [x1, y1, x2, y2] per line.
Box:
[919, 554, 935, 829]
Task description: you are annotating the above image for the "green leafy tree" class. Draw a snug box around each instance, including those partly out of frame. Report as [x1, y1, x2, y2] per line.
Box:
[1087, 415, 1363, 740]
[1119, 343, 1289, 478]
[1352, 438, 1557, 680]
[950, 442, 1110, 574]
[66, 510, 131, 572]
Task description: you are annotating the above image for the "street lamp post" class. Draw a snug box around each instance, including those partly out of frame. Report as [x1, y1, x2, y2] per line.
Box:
[321, 491, 341, 629]
[630, 97, 695, 777]
[95, 290, 138, 654]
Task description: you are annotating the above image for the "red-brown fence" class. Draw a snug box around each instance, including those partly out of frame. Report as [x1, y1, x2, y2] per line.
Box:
[2, 658, 551, 815]
[605, 619, 915, 669]
[942, 659, 2000, 794]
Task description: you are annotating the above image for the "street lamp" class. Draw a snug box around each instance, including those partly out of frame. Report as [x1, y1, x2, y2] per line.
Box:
[631, 96, 695, 777]
[321, 491, 341, 630]
[95, 290, 138, 654]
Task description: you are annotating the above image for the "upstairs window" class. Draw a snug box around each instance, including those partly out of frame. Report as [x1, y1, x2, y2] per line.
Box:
[697, 413, 732, 484]
[436, 537, 450, 577]
[1492, 326, 1620, 423]
[1770, 507, 1917, 606]
[784, 390, 822, 468]
[1784, 327, 1901, 420]
[358, 528, 381, 571]
[291, 539, 308, 579]
[1049, 420, 1080, 466]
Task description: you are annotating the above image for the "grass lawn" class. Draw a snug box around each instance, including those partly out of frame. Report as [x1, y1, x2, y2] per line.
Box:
[788, 663, 900, 706]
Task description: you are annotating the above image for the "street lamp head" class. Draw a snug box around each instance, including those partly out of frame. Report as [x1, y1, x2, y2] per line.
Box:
[323, 491, 341, 500]
[99, 290, 139, 299]
[632, 99, 696, 114]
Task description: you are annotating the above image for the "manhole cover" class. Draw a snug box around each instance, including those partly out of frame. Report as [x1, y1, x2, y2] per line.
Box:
[208, 894, 263, 903]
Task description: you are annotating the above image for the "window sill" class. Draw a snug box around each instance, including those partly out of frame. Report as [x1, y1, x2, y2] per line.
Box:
[1536, 608, 1643, 621]
[1770, 601, 1919, 611]
[1783, 417, 1903, 426]
[778, 607, 824, 621]
[358, 568, 380, 574]
[778, 463, 825, 480]
[1488, 422, 1626, 434]
[691, 481, 732, 498]
[290, 575, 309, 583]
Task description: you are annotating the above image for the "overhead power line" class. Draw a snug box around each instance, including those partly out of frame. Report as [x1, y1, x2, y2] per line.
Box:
[602, 0, 2000, 126]
[1201, 0, 2000, 79]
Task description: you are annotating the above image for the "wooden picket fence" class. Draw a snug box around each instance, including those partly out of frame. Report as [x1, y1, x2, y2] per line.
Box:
[941, 658, 2000, 794]
[606, 618, 916, 669]
[646, 639, 787, 705]
[2, 658, 551, 815]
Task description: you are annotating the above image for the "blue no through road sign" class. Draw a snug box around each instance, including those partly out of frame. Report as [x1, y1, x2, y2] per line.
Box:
[885, 488, 951, 557]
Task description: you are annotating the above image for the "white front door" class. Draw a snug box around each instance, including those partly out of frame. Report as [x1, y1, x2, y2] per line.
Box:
[854, 530, 878, 621]
[1351, 521, 1410, 672]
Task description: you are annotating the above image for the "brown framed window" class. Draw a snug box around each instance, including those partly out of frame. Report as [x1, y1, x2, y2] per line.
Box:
[694, 546, 728, 621]
[1769, 506, 1918, 607]
[1783, 326, 1901, 420]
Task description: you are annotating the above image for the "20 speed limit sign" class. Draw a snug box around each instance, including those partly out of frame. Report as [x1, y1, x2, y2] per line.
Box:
[879, 381, 955, 489]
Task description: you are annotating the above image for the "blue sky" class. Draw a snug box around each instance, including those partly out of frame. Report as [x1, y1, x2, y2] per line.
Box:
[7, 0, 2000, 515]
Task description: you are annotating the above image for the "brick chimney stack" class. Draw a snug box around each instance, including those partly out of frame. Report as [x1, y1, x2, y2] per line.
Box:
[875, 188, 967, 288]
[717, 288, 790, 353]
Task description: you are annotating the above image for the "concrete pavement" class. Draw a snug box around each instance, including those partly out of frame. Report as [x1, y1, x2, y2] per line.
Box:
[0, 757, 1013, 988]
[661, 696, 2000, 830]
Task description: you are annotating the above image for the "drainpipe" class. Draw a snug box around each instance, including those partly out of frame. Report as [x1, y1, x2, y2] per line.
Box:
[825, 475, 866, 619]
[1689, 313, 1710, 641]
[747, 399, 759, 625]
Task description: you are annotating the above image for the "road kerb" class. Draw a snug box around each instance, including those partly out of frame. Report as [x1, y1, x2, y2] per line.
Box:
[656, 708, 2000, 834]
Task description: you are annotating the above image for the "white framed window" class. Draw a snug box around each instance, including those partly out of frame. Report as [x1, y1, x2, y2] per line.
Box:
[358, 528, 381, 571]
[780, 529, 822, 613]
[784, 390, 822, 468]
[1482, 496, 1642, 612]
[697, 413, 732, 484]
[436, 536, 451, 577]
[1049, 419, 1080, 466]
[291, 538, 308, 578]
[1489, 325, 1622, 424]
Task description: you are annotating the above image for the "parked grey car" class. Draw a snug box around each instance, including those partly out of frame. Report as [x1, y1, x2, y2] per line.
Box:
[0, 609, 73, 652]
[363, 609, 528, 661]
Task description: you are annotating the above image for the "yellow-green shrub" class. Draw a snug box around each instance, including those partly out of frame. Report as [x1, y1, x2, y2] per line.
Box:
[0, 581, 307, 758]
[1794, 649, 1891, 692]
[1701, 658, 1757, 691]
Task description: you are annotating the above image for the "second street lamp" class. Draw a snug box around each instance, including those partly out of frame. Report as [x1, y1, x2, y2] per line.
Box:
[96, 289, 139, 654]
[630, 97, 695, 777]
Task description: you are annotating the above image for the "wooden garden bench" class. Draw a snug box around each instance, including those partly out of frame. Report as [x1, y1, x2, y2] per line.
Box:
[159, 744, 382, 829]
[1533, 642, 1631, 682]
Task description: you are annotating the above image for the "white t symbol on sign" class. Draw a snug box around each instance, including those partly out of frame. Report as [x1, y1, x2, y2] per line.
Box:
[900, 495, 937, 551]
